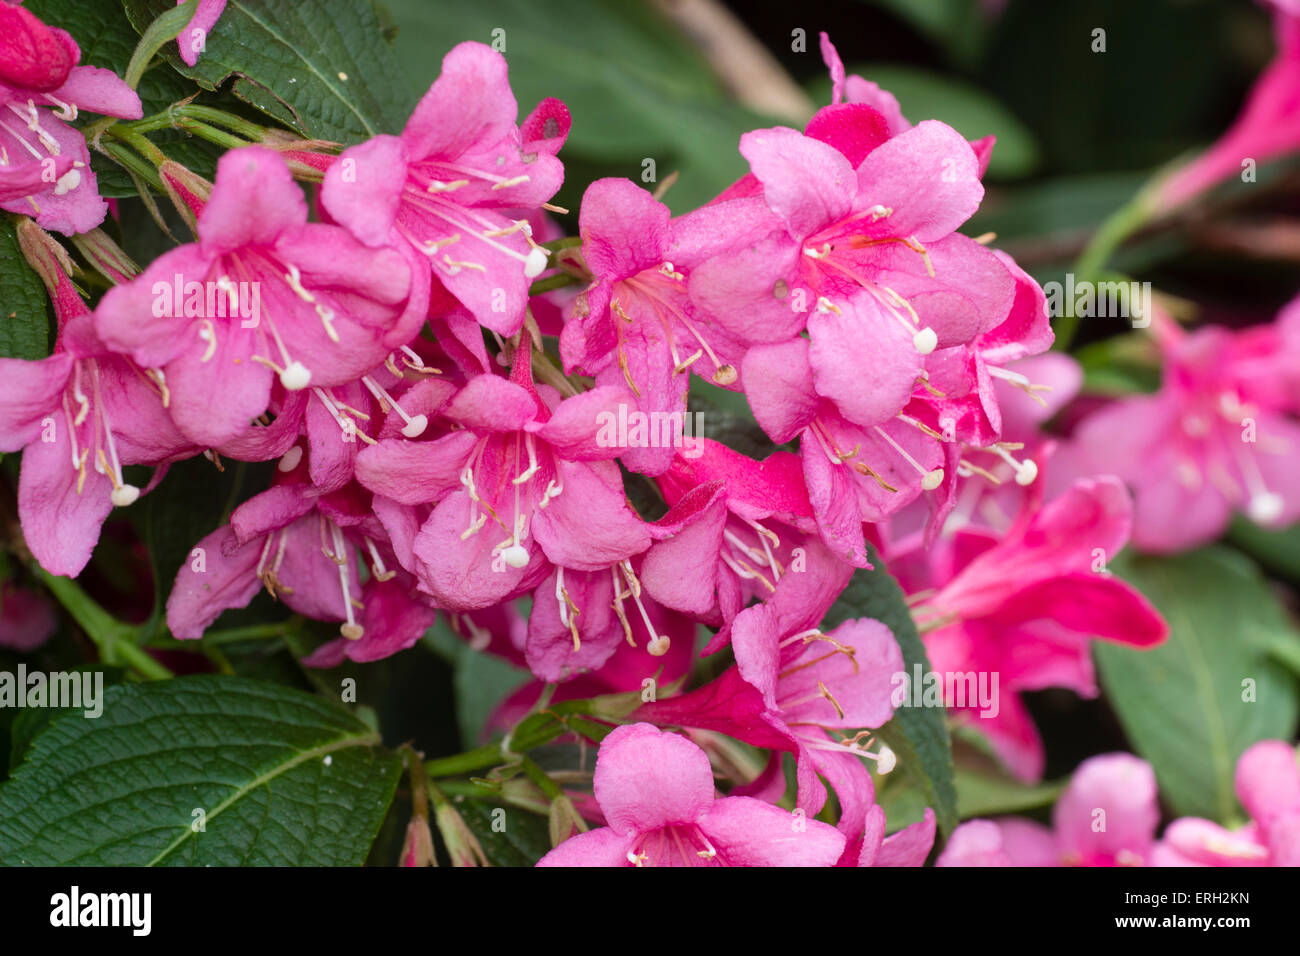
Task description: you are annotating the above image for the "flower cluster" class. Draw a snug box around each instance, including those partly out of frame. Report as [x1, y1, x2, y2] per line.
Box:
[3, 1, 1299, 869]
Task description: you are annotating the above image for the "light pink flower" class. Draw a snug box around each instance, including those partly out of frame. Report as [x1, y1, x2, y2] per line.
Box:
[321, 42, 569, 338]
[937, 753, 1161, 866]
[1071, 319, 1300, 552]
[0, 1, 142, 234]
[888, 477, 1168, 780]
[1153, 740, 1300, 866]
[176, 0, 227, 67]
[95, 146, 415, 448]
[537, 723, 846, 866]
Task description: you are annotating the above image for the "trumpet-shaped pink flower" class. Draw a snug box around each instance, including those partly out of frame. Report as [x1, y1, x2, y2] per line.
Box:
[95, 146, 415, 448]
[852, 805, 936, 866]
[559, 178, 751, 474]
[167, 454, 432, 651]
[643, 438, 817, 633]
[690, 115, 1014, 426]
[321, 42, 569, 338]
[937, 753, 1161, 866]
[888, 477, 1168, 780]
[537, 723, 846, 866]
[0, 232, 190, 576]
[1071, 320, 1300, 552]
[1154, 740, 1300, 866]
[0, 2, 142, 234]
[640, 599, 902, 841]
[353, 363, 650, 611]
[176, 0, 227, 67]
[1157, 2, 1300, 207]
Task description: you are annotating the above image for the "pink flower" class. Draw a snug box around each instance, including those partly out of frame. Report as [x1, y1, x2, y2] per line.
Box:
[640, 602, 902, 842]
[353, 363, 650, 612]
[1157, 2, 1300, 207]
[321, 42, 569, 339]
[1153, 740, 1300, 866]
[0, 1, 142, 234]
[937, 753, 1161, 866]
[176, 0, 227, 67]
[1071, 319, 1300, 552]
[642, 438, 818, 634]
[0, 227, 191, 577]
[559, 178, 750, 474]
[537, 723, 846, 866]
[888, 477, 1168, 780]
[94, 146, 415, 448]
[852, 805, 937, 866]
[167, 455, 433, 652]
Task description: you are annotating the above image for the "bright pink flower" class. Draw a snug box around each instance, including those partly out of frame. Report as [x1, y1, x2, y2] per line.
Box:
[167, 456, 432, 652]
[353, 362, 650, 611]
[642, 439, 817, 633]
[851, 805, 936, 866]
[537, 723, 846, 866]
[1157, 2, 1300, 207]
[321, 42, 569, 338]
[176, 0, 227, 67]
[0, 2, 141, 234]
[690, 115, 1014, 404]
[1071, 320, 1300, 552]
[888, 477, 1168, 780]
[0, 234, 191, 577]
[559, 178, 751, 474]
[95, 146, 415, 448]
[819, 33, 996, 175]
[640, 600, 902, 841]
[742, 336, 946, 565]
[937, 753, 1161, 866]
[1153, 740, 1300, 866]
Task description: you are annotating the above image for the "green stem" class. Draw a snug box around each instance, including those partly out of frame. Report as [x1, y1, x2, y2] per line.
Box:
[35, 569, 173, 680]
[99, 141, 164, 192]
[124, 0, 200, 90]
[519, 756, 565, 801]
[539, 236, 583, 252]
[1059, 194, 1155, 350]
[177, 105, 266, 140]
[528, 273, 579, 296]
[175, 119, 250, 152]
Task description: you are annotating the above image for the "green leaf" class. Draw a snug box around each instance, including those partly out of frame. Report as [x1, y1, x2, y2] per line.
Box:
[1227, 516, 1300, 586]
[123, 0, 415, 144]
[879, 764, 1063, 826]
[425, 618, 530, 749]
[0, 676, 401, 864]
[1096, 548, 1300, 823]
[0, 217, 50, 360]
[824, 546, 958, 834]
[454, 797, 552, 866]
[9, 667, 126, 772]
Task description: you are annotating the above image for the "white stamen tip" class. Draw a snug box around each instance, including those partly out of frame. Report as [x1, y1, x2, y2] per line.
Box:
[1248, 492, 1284, 524]
[913, 327, 938, 354]
[647, 635, 671, 657]
[400, 413, 429, 438]
[875, 744, 896, 775]
[279, 361, 312, 391]
[500, 543, 530, 569]
[340, 623, 365, 640]
[1014, 459, 1039, 486]
[921, 468, 945, 491]
[110, 484, 140, 508]
[278, 446, 304, 472]
[524, 246, 549, 279]
[53, 169, 81, 195]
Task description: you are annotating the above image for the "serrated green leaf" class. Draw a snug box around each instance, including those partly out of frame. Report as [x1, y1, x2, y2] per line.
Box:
[0, 676, 401, 865]
[823, 546, 958, 835]
[0, 218, 50, 360]
[1096, 548, 1300, 823]
[9, 666, 126, 772]
[124, 0, 415, 144]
